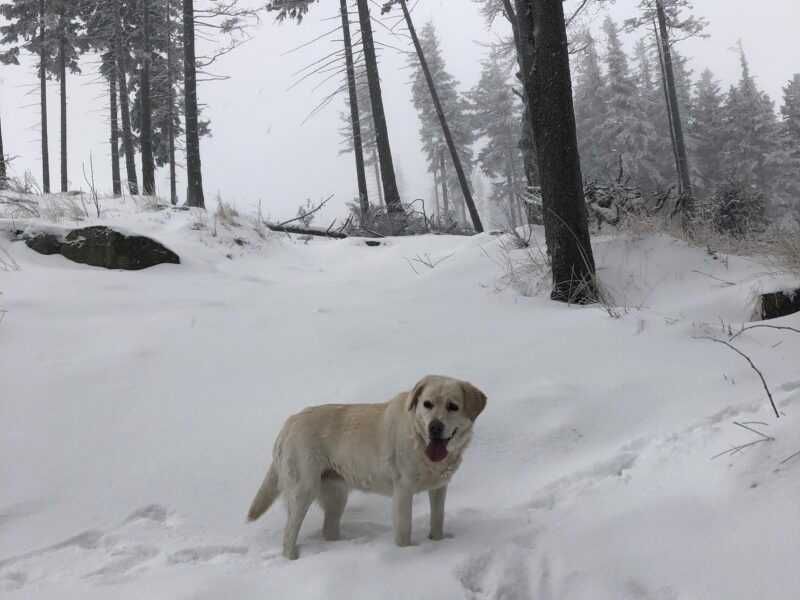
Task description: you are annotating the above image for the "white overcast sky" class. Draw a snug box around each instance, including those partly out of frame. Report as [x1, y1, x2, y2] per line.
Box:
[0, 0, 797, 221]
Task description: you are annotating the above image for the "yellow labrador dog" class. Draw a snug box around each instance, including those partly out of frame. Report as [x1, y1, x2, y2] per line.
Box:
[247, 375, 487, 559]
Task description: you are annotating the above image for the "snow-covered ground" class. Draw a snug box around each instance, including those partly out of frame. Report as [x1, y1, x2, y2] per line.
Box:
[2, 201, 799, 599]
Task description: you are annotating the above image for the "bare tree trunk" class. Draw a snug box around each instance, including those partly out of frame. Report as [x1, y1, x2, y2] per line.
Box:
[340, 0, 369, 219]
[141, 0, 156, 195]
[505, 0, 538, 197]
[355, 0, 401, 215]
[506, 151, 518, 229]
[166, 0, 178, 205]
[114, 0, 139, 195]
[439, 148, 449, 220]
[39, 0, 50, 194]
[432, 163, 440, 228]
[399, 0, 482, 232]
[58, 30, 68, 192]
[518, 0, 596, 303]
[372, 153, 384, 206]
[655, 0, 693, 220]
[109, 65, 122, 196]
[183, 0, 205, 208]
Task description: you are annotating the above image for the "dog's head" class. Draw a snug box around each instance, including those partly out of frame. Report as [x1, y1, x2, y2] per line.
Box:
[407, 375, 487, 463]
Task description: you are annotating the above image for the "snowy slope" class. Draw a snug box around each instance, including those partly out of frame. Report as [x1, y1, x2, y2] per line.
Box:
[1, 205, 799, 599]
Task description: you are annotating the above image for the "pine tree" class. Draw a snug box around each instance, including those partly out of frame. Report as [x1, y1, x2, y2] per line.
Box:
[633, 37, 672, 188]
[775, 74, 800, 213]
[689, 68, 725, 191]
[408, 22, 475, 225]
[720, 45, 781, 193]
[599, 17, 661, 190]
[572, 31, 606, 183]
[468, 47, 526, 228]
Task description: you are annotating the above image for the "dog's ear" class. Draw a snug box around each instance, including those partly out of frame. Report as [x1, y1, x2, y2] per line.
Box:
[407, 376, 431, 412]
[461, 381, 487, 422]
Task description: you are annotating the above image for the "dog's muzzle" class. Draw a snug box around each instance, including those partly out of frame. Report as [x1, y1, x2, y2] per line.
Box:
[425, 420, 455, 463]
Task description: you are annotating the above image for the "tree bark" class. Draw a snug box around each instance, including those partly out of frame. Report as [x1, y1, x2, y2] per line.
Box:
[183, 0, 205, 208]
[166, 0, 178, 205]
[518, 0, 597, 303]
[109, 64, 122, 196]
[399, 0, 483, 232]
[114, 0, 139, 195]
[372, 152, 384, 206]
[340, 0, 369, 219]
[506, 0, 538, 200]
[59, 30, 67, 192]
[432, 162, 440, 228]
[39, 0, 50, 194]
[355, 0, 401, 215]
[141, 0, 156, 195]
[655, 0, 693, 220]
[439, 148, 449, 219]
[506, 145, 518, 229]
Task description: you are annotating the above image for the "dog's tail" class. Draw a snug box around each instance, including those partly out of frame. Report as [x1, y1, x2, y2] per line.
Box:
[247, 462, 280, 522]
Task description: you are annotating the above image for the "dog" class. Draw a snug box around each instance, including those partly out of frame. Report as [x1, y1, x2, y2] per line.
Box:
[246, 374, 487, 559]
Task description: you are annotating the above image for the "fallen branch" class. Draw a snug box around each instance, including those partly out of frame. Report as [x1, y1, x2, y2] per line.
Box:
[694, 335, 780, 419]
[264, 222, 348, 239]
[728, 324, 800, 342]
[276, 193, 334, 228]
[711, 421, 775, 460]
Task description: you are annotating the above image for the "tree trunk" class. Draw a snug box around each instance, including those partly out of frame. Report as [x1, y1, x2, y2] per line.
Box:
[166, 0, 178, 205]
[655, 0, 693, 220]
[439, 148, 449, 219]
[0, 110, 6, 187]
[355, 0, 401, 215]
[372, 152, 384, 206]
[109, 64, 122, 196]
[506, 147, 518, 229]
[340, 0, 369, 219]
[114, 0, 139, 196]
[59, 31, 67, 192]
[183, 0, 205, 208]
[432, 163, 440, 228]
[399, 0, 483, 232]
[39, 0, 50, 194]
[518, 0, 597, 303]
[140, 0, 156, 195]
[505, 0, 538, 198]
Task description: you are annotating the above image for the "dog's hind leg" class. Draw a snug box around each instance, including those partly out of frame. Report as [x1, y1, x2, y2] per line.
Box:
[282, 484, 315, 560]
[319, 474, 348, 541]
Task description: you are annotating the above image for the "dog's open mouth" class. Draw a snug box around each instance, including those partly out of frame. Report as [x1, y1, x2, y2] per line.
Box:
[425, 429, 456, 462]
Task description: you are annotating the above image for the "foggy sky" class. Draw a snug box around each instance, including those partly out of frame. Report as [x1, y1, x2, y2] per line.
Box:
[0, 0, 797, 223]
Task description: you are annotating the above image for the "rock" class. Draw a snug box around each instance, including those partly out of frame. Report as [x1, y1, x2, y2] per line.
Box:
[59, 226, 179, 270]
[25, 232, 63, 255]
[760, 289, 800, 320]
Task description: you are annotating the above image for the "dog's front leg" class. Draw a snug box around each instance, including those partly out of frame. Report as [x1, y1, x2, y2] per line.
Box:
[428, 485, 447, 541]
[392, 485, 413, 547]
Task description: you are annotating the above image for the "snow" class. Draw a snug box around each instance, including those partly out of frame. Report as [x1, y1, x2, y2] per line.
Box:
[1, 199, 799, 599]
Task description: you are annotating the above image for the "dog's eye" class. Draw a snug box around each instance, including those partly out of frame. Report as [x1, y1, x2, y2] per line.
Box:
[423, 401, 434, 410]
[447, 403, 459, 412]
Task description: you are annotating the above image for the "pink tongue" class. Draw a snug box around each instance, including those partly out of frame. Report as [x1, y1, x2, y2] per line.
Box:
[426, 439, 448, 462]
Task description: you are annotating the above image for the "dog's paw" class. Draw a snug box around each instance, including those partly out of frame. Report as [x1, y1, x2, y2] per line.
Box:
[428, 531, 450, 541]
[282, 546, 299, 560]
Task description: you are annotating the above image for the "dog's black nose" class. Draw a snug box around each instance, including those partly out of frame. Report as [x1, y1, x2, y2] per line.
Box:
[429, 419, 444, 439]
